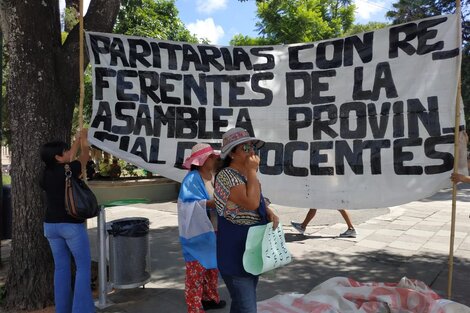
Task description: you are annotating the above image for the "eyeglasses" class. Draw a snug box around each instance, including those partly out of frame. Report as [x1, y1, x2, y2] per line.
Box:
[241, 143, 257, 153]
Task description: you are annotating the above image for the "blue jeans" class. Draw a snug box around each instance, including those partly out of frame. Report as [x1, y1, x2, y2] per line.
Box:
[221, 274, 259, 313]
[44, 223, 95, 313]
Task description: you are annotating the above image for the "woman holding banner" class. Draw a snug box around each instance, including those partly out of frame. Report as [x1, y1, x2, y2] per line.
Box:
[214, 127, 279, 313]
[39, 129, 94, 313]
[178, 143, 226, 313]
[451, 172, 470, 183]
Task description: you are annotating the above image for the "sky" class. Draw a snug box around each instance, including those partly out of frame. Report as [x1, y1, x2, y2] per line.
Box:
[62, 0, 395, 45]
[175, 0, 396, 45]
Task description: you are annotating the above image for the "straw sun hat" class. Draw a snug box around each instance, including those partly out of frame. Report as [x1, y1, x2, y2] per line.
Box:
[182, 143, 220, 169]
[220, 127, 264, 159]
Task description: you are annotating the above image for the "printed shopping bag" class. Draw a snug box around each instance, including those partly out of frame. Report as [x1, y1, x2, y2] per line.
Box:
[243, 222, 292, 275]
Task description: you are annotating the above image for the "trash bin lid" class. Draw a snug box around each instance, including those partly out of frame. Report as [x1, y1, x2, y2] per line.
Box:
[101, 198, 150, 208]
[108, 217, 150, 237]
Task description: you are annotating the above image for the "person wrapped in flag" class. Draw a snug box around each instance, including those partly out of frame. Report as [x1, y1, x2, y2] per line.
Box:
[178, 143, 226, 313]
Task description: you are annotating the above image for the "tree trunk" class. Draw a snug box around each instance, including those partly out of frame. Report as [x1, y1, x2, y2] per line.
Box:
[0, 0, 119, 309]
[1, 1, 66, 309]
[0, 30, 4, 266]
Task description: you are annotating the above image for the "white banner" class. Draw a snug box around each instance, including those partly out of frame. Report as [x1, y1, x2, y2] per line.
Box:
[86, 14, 462, 209]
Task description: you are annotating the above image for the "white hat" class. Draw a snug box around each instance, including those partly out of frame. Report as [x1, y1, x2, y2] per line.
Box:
[220, 128, 264, 159]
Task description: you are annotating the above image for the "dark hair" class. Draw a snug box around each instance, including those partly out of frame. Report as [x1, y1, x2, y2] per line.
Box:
[190, 164, 200, 171]
[221, 157, 232, 168]
[40, 141, 69, 167]
[217, 143, 238, 172]
[215, 157, 232, 177]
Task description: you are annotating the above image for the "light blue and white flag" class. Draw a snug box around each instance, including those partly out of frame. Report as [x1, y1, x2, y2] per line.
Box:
[178, 170, 217, 269]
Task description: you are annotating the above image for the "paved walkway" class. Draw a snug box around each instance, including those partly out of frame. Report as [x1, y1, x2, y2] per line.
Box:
[84, 185, 470, 312]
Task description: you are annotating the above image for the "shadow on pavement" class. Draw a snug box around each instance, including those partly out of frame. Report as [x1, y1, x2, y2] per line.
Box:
[422, 185, 470, 202]
[257, 249, 469, 307]
[285, 233, 338, 242]
[98, 225, 470, 312]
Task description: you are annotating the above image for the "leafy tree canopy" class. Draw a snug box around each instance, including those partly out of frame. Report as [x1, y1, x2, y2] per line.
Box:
[345, 21, 389, 36]
[70, 0, 199, 130]
[386, 0, 470, 53]
[232, 0, 355, 45]
[386, 0, 470, 129]
[114, 0, 198, 42]
[229, 34, 274, 46]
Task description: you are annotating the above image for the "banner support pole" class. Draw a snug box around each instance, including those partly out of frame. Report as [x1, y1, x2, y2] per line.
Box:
[448, 0, 462, 299]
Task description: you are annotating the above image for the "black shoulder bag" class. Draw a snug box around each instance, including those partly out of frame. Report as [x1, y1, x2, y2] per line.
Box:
[65, 164, 100, 219]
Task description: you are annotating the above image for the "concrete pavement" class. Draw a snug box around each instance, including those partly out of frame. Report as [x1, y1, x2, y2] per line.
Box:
[86, 184, 470, 312]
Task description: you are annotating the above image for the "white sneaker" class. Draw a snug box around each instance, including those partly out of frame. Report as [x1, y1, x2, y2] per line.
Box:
[291, 221, 305, 235]
[339, 228, 357, 238]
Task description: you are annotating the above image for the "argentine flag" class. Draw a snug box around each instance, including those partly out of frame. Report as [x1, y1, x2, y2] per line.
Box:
[178, 170, 217, 269]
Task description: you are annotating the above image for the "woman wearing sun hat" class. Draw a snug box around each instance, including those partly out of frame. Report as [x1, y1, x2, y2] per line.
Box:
[214, 127, 279, 313]
[178, 143, 226, 312]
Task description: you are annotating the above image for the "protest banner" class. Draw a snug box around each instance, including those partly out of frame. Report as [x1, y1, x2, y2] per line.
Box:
[85, 14, 462, 208]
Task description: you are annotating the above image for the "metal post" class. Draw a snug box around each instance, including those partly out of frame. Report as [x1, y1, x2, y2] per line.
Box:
[95, 205, 113, 308]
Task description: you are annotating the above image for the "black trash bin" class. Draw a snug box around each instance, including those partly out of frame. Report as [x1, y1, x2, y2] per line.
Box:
[107, 217, 151, 289]
[1, 185, 12, 240]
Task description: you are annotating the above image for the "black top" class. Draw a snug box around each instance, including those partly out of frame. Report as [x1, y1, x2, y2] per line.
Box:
[41, 160, 83, 223]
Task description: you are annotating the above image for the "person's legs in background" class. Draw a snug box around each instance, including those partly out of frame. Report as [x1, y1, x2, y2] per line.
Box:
[292, 209, 357, 238]
[291, 209, 317, 234]
[338, 209, 357, 238]
[222, 274, 258, 313]
[64, 223, 94, 313]
[44, 223, 73, 313]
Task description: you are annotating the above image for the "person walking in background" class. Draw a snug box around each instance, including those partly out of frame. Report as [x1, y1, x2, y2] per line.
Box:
[214, 127, 279, 313]
[178, 143, 226, 313]
[39, 129, 94, 313]
[291, 209, 357, 238]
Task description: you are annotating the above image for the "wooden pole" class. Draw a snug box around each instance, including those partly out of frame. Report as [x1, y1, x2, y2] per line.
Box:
[79, 0, 85, 177]
[448, 0, 462, 299]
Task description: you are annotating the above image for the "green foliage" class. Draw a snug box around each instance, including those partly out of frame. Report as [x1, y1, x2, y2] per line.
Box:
[230, 34, 276, 46]
[345, 21, 389, 36]
[0, 285, 5, 306]
[386, 0, 470, 53]
[71, 0, 199, 128]
[64, 6, 79, 32]
[61, 31, 68, 43]
[114, 0, 199, 42]
[386, 0, 469, 22]
[123, 162, 138, 176]
[2, 175, 10, 185]
[253, 0, 355, 44]
[386, 0, 470, 129]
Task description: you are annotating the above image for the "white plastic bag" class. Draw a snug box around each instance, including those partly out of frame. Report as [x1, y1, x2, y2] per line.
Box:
[243, 222, 292, 275]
